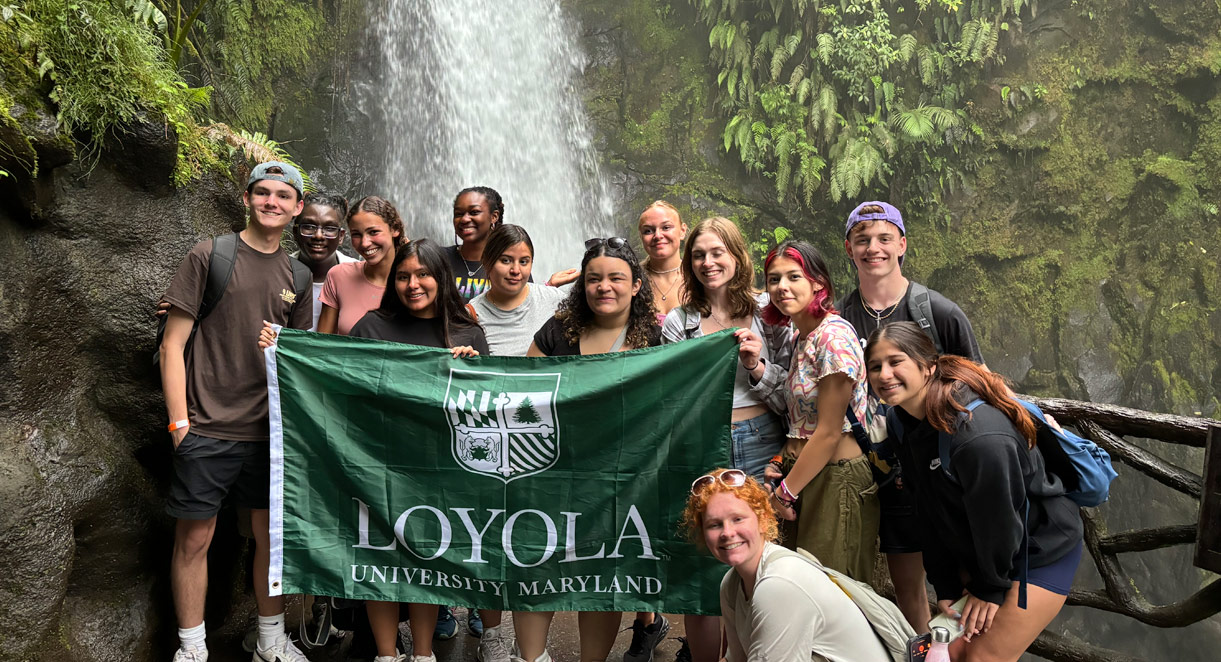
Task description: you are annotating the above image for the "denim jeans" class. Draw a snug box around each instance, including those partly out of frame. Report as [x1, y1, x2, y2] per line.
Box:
[730, 411, 786, 480]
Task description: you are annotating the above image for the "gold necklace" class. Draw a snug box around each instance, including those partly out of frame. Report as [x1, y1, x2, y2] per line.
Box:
[861, 290, 901, 325]
[648, 272, 680, 301]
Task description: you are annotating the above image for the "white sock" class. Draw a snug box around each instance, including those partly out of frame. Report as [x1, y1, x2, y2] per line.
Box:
[257, 613, 286, 650]
[179, 622, 206, 651]
[373, 656, 398, 662]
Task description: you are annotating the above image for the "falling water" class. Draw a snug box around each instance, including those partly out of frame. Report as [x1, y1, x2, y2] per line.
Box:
[369, 0, 613, 274]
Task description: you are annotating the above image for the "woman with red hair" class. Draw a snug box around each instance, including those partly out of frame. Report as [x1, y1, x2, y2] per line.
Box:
[683, 468, 890, 662]
[762, 240, 879, 582]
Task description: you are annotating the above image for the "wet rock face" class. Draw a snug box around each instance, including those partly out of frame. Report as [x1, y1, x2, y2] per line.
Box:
[0, 115, 246, 661]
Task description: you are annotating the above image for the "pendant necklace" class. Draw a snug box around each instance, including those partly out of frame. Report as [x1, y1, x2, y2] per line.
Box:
[649, 273, 680, 301]
[461, 257, 483, 278]
[861, 290, 900, 330]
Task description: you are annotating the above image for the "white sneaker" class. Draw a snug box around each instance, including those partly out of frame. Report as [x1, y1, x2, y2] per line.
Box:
[253, 637, 308, 662]
[477, 625, 512, 662]
[172, 646, 208, 662]
[410, 655, 437, 662]
[373, 655, 408, 662]
[510, 647, 552, 662]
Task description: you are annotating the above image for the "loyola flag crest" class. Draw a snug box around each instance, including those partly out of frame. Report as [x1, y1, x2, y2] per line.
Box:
[445, 370, 562, 482]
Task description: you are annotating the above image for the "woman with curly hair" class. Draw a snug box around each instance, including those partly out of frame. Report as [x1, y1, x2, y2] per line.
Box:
[521, 237, 658, 662]
[683, 468, 889, 662]
[527, 237, 660, 357]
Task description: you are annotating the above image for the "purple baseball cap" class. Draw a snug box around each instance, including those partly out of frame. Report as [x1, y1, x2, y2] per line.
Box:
[845, 201, 906, 265]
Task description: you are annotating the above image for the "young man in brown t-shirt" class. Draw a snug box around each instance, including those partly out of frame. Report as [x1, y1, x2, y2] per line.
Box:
[160, 161, 312, 662]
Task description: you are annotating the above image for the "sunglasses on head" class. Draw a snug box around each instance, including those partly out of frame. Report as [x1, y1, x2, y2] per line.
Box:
[690, 469, 747, 495]
[585, 237, 629, 251]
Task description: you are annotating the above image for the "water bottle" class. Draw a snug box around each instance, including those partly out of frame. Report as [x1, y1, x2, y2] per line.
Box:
[926, 626, 952, 662]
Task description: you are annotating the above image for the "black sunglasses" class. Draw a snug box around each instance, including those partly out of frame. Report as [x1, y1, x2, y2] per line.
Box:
[585, 237, 629, 251]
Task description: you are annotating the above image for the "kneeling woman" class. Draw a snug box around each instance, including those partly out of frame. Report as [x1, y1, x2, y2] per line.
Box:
[683, 468, 890, 662]
[522, 237, 659, 662]
[865, 322, 1083, 662]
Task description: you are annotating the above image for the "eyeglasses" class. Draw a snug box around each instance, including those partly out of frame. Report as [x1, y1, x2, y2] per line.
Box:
[690, 469, 747, 495]
[585, 237, 628, 251]
[298, 223, 342, 239]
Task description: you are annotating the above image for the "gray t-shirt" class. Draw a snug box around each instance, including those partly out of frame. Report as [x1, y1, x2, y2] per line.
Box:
[468, 285, 568, 356]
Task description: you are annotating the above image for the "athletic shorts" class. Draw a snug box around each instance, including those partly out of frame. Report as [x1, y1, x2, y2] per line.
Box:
[167, 432, 270, 519]
[1026, 539, 1083, 596]
[878, 476, 922, 554]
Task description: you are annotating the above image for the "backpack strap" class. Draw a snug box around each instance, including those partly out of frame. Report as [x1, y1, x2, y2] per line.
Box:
[937, 398, 985, 477]
[200, 233, 240, 320]
[289, 255, 312, 314]
[465, 303, 479, 322]
[906, 282, 944, 354]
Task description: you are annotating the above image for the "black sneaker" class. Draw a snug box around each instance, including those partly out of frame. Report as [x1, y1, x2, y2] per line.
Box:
[622, 613, 671, 662]
[673, 637, 692, 662]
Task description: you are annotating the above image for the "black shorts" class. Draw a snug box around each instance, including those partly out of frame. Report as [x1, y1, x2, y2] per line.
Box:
[167, 432, 270, 519]
[878, 477, 922, 554]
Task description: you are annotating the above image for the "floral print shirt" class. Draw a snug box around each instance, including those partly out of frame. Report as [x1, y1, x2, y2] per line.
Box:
[784, 314, 868, 439]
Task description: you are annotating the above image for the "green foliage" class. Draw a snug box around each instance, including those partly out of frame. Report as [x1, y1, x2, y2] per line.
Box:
[691, 0, 1025, 205]
[8, 0, 217, 181]
[0, 0, 328, 186]
[175, 0, 325, 129]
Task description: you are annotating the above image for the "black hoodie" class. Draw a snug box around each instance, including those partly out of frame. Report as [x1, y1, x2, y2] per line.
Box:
[891, 394, 1083, 604]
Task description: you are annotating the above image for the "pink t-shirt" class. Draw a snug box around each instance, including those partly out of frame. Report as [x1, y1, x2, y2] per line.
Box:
[319, 261, 386, 335]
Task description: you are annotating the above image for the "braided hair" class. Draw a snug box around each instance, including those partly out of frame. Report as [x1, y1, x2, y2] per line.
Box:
[454, 186, 505, 226]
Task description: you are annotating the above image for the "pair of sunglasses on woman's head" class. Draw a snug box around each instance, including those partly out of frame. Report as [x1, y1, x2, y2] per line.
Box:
[690, 469, 748, 495]
[585, 237, 628, 251]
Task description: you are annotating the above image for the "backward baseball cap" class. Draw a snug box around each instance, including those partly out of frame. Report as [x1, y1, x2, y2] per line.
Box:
[845, 201, 906, 265]
[247, 161, 304, 197]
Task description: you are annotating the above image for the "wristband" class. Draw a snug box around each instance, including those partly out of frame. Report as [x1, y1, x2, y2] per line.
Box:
[744, 360, 759, 371]
[168, 419, 190, 432]
[768, 455, 784, 466]
[779, 479, 799, 503]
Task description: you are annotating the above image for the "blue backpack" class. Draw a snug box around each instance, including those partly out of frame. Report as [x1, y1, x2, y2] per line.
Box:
[928, 398, 1117, 508]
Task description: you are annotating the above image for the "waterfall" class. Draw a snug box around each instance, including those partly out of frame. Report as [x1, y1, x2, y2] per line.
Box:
[369, 0, 613, 275]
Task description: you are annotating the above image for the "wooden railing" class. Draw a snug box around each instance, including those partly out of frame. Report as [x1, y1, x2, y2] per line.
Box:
[1020, 397, 1220, 662]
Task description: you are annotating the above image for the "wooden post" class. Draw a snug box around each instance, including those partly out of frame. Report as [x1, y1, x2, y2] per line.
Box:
[1195, 424, 1221, 573]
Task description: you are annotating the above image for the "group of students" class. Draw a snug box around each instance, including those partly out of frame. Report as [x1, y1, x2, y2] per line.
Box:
[158, 160, 1084, 662]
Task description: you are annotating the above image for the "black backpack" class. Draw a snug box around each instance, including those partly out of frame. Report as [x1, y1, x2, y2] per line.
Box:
[836, 281, 943, 354]
[153, 233, 311, 366]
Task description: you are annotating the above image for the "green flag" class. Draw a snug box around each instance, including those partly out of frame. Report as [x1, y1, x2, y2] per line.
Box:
[266, 328, 738, 614]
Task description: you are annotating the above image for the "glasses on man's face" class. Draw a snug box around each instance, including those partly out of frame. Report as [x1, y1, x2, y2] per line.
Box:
[298, 224, 342, 239]
[690, 469, 748, 495]
[585, 237, 628, 251]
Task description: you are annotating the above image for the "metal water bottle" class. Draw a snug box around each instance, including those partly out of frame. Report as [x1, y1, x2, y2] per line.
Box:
[927, 626, 952, 662]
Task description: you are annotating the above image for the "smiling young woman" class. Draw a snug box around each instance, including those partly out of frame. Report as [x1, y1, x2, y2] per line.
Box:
[865, 322, 1084, 662]
[521, 237, 659, 662]
[637, 200, 688, 323]
[316, 196, 408, 336]
[761, 240, 879, 584]
[681, 468, 890, 662]
[657, 217, 793, 662]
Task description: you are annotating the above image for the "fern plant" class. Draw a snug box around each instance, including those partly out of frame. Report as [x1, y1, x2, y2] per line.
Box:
[692, 0, 1028, 207]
